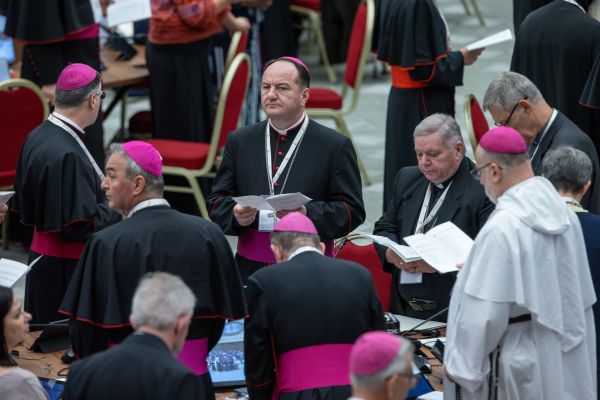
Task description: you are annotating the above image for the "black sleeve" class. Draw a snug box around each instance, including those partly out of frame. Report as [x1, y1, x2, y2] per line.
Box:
[373, 170, 404, 274]
[244, 276, 275, 400]
[60, 204, 120, 243]
[174, 374, 209, 399]
[408, 51, 464, 87]
[367, 275, 387, 331]
[305, 138, 365, 240]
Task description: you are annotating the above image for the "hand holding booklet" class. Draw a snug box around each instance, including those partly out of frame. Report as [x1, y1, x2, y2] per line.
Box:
[232, 192, 312, 212]
[0, 256, 42, 288]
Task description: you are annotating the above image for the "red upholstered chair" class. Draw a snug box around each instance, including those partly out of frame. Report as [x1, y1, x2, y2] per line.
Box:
[144, 53, 251, 219]
[304, 0, 374, 185]
[0, 79, 49, 248]
[464, 94, 490, 156]
[290, 0, 337, 83]
[335, 234, 392, 311]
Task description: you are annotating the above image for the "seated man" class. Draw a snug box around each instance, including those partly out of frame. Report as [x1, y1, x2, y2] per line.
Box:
[62, 272, 207, 399]
[373, 114, 494, 319]
[60, 142, 246, 391]
[349, 332, 414, 400]
[483, 71, 600, 212]
[542, 146, 600, 397]
[244, 212, 385, 400]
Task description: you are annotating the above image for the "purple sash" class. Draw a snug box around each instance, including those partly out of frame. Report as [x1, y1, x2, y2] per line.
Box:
[237, 229, 335, 263]
[276, 343, 352, 393]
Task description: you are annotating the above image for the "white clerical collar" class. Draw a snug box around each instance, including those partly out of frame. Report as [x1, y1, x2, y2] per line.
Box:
[563, 0, 586, 13]
[269, 112, 307, 136]
[288, 245, 322, 260]
[127, 198, 170, 218]
[51, 111, 86, 135]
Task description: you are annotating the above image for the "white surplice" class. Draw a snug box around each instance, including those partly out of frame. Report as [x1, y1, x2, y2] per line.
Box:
[443, 177, 597, 400]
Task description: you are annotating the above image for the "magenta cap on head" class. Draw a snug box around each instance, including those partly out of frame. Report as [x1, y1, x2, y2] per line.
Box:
[281, 56, 310, 75]
[273, 212, 318, 235]
[349, 332, 402, 376]
[122, 141, 163, 177]
[479, 126, 528, 154]
[56, 63, 98, 91]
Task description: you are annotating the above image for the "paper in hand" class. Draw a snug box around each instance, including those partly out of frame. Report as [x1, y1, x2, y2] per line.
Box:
[0, 191, 15, 207]
[107, 0, 151, 27]
[466, 29, 513, 51]
[233, 193, 312, 212]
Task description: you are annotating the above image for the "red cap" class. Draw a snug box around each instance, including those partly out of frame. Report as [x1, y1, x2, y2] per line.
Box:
[479, 126, 528, 154]
[349, 332, 403, 376]
[122, 141, 163, 177]
[56, 63, 98, 91]
[273, 212, 318, 235]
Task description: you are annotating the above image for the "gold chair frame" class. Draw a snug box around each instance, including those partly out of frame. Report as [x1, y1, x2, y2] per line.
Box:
[304, 0, 374, 186]
[459, 0, 485, 26]
[224, 30, 245, 72]
[464, 93, 482, 157]
[160, 53, 251, 219]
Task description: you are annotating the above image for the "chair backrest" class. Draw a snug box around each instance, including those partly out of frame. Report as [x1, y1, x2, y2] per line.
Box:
[336, 235, 392, 311]
[343, 0, 374, 113]
[464, 94, 489, 155]
[224, 31, 249, 72]
[0, 79, 49, 188]
[206, 53, 251, 168]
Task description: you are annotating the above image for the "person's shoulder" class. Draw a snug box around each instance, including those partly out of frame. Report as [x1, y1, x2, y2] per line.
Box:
[554, 115, 596, 148]
[0, 368, 47, 399]
[229, 120, 268, 141]
[306, 119, 349, 145]
[393, 165, 423, 188]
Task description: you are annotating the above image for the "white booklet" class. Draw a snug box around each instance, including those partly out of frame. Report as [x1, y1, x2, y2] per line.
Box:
[107, 0, 151, 27]
[356, 233, 421, 262]
[232, 193, 312, 212]
[0, 191, 15, 207]
[0, 256, 41, 288]
[466, 28, 513, 51]
[403, 222, 474, 273]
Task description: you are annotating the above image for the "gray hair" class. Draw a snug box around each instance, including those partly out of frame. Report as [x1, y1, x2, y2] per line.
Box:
[270, 231, 320, 253]
[130, 272, 196, 331]
[350, 338, 413, 392]
[482, 72, 544, 112]
[54, 74, 102, 108]
[479, 147, 530, 169]
[542, 146, 593, 193]
[413, 114, 464, 150]
[108, 143, 164, 195]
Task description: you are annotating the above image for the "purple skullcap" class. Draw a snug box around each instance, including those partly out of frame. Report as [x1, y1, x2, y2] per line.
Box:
[349, 332, 402, 376]
[281, 56, 310, 76]
[122, 141, 163, 177]
[56, 63, 97, 91]
[479, 126, 528, 154]
[273, 212, 318, 235]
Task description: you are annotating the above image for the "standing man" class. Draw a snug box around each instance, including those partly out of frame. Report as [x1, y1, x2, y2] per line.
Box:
[483, 71, 600, 213]
[13, 63, 120, 324]
[511, 0, 600, 150]
[373, 114, 493, 320]
[208, 57, 365, 283]
[244, 212, 385, 399]
[60, 141, 245, 392]
[444, 127, 596, 399]
[62, 272, 209, 400]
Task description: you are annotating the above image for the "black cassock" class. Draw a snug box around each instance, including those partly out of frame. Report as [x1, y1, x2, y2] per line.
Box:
[244, 251, 386, 400]
[372, 0, 464, 210]
[320, 0, 361, 64]
[60, 205, 246, 391]
[4, 0, 105, 166]
[531, 111, 600, 213]
[62, 332, 210, 400]
[13, 120, 119, 324]
[208, 119, 365, 283]
[512, 0, 552, 36]
[511, 1, 600, 151]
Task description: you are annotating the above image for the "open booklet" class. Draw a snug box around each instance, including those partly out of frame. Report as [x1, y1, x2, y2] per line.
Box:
[232, 192, 312, 212]
[0, 191, 15, 207]
[0, 256, 42, 288]
[358, 222, 473, 273]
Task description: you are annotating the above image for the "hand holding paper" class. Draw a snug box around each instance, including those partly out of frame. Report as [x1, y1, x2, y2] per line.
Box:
[466, 29, 513, 51]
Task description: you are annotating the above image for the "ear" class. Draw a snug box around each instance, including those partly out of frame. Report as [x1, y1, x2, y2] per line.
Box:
[301, 87, 309, 106]
[88, 93, 96, 109]
[270, 244, 282, 262]
[520, 99, 533, 115]
[455, 141, 465, 158]
[132, 175, 146, 196]
[174, 314, 191, 337]
[385, 374, 400, 399]
[490, 163, 503, 183]
[318, 242, 326, 253]
[582, 180, 592, 197]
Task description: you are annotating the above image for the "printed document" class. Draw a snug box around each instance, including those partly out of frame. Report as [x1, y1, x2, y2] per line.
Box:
[466, 29, 513, 51]
[233, 193, 311, 212]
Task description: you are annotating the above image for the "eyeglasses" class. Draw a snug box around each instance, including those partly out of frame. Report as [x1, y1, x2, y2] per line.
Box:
[494, 96, 528, 127]
[98, 91, 107, 100]
[470, 162, 496, 179]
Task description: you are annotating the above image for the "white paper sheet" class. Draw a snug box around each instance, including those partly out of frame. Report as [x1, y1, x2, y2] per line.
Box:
[418, 391, 444, 400]
[0, 257, 36, 288]
[466, 29, 513, 51]
[232, 193, 312, 212]
[107, 0, 151, 27]
[356, 233, 421, 261]
[0, 191, 15, 207]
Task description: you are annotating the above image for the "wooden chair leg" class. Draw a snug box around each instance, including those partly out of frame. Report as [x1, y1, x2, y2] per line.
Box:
[334, 114, 372, 186]
[470, 0, 485, 26]
[307, 12, 337, 83]
[459, 0, 471, 15]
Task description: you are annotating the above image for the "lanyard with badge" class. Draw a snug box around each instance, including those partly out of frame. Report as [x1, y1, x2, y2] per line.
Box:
[48, 113, 105, 180]
[259, 115, 309, 231]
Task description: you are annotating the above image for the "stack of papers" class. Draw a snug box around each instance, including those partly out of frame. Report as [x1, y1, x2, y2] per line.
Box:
[232, 193, 311, 212]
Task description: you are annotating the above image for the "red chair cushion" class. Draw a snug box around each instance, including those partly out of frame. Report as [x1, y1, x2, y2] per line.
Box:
[292, 0, 319, 11]
[345, 2, 367, 88]
[0, 170, 16, 188]
[128, 110, 153, 134]
[336, 241, 391, 311]
[470, 98, 489, 143]
[219, 58, 250, 148]
[305, 87, 343, 110]
[144, 139, 210, 170]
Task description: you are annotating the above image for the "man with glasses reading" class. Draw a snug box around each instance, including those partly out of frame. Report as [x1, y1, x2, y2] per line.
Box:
[373, 114, 493, 320]
[483, 71, 600, 212]
[13, 63, 120, 324]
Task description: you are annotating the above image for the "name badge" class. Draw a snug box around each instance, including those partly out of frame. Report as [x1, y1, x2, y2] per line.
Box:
[258, 210, 278, 232]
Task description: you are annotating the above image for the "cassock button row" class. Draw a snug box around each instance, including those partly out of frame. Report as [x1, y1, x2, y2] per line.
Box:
[281, 137, 286, 141]
[277, 151, 284, 156]
[275, 166, 279, 170]
[274, 182, 280, 186]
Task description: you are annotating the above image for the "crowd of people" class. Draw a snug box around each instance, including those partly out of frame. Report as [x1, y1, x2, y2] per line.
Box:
[1, 0, 600, 399]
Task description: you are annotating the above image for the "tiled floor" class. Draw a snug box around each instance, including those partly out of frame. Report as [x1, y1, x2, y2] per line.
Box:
[2, 0, 515, 299]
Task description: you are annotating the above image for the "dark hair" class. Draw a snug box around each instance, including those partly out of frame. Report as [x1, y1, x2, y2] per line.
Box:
[0, 287, 17, 367]
[54, 73, 101, 108]
[263, 58, 311, 88]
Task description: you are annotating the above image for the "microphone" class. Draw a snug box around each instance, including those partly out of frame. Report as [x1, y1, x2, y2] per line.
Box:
[400, 307, 449, 337]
